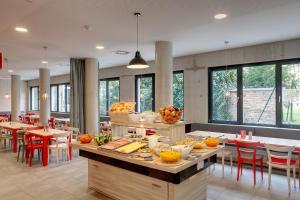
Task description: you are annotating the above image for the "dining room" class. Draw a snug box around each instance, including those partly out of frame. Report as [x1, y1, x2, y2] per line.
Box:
[1, 0, 300, 200]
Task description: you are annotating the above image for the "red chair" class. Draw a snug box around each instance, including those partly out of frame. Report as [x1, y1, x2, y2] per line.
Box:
[235, 140, 264, 185]
[296, 147, 300, 188]
[25, 126, 44, 166]
[48, 117, 55, 129]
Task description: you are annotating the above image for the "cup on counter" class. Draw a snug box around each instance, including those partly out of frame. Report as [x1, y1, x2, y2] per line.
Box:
[148, 136, 158, 148]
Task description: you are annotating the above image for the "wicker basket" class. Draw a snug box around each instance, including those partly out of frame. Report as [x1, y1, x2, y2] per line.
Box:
[109, 112, 130, 123]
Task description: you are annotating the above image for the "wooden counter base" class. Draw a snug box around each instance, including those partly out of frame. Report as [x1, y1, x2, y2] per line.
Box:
[88, 159, 208, 200]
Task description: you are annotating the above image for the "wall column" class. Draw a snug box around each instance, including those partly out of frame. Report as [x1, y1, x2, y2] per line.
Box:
[155, 41, 173, 110]
[39, 68, 50, 125]
[11, 75, 21, 121]
[85, 58, 99, 134]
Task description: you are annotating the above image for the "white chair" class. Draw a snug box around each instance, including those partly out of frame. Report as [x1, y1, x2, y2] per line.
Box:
[266, 144, 296, 195]
[211, 138, 233, 178]
[48, 132, 71, 164]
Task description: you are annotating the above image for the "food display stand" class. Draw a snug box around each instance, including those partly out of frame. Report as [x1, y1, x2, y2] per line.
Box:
[111, 121, 186, 143]
[78, 143, 222, 200]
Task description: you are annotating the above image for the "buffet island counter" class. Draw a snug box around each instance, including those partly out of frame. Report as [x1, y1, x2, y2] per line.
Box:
[78, 143, 223, 200]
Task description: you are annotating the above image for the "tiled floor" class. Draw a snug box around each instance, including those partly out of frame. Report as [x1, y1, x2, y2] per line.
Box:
[0, 149, 299, 200]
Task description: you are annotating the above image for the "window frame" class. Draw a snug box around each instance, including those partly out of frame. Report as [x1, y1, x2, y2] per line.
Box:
[135, 73, 155, 112]
[99, 77, 120, 116]
[30, 86, 39, 111]
[208, 58, 300, 129]
[50, 82, 70, 113]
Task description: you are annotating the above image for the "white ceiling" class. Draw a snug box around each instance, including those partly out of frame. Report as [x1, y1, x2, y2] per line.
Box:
[0, 0, 300, 80]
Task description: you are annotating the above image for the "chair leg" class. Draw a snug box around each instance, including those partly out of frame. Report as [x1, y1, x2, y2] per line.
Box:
[268, 165, 272, 190]
[260, 159, 264, 180]
[17, 145, 21, 162]
[221, 155, 225, 178]
[29, 149, 34, 167]
[287, 168, 291, 195]
[21, 146, 25, 163]
[48, 148, 50, 164]
[237, 162, 240, 181]
[253, 163, 256, 185]
[293, 166, 296, 189]
[230, 155, 233, 174]
[56, 149, 59, 164]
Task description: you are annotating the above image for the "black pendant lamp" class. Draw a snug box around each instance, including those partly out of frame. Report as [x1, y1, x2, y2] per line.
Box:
[127, 12, 149, 69]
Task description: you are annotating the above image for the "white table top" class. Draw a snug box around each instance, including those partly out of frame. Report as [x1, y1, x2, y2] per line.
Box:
[188, 131, 300, 148]
[28, 128, 69, 137]
[0, 122, 35, 130]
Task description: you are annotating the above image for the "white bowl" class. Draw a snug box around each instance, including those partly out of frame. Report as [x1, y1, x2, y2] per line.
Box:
[142, 113, 158, 123]
[171, 145, 193, 158]
[128, 113, 141, 122]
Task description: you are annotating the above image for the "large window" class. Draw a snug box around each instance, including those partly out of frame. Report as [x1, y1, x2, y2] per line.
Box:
[209, 59, 300, 128]
[99, 78, 120, 116]
[173, 71, 184, 111]
[135, 74, 155, 112]
[50, 83, 70, 113]
[281, 62, 300, 126]
[30, 86, 39, 111]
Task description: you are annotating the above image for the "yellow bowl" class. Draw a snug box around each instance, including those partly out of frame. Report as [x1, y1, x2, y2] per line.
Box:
[204, 138, 220, 147]
[159, 151, 181, 162]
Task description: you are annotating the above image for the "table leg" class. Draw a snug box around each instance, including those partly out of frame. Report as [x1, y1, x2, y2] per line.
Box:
[69, 145, 72, 160]
[42, 137, 48, 166]
[13, 130, 17, 153]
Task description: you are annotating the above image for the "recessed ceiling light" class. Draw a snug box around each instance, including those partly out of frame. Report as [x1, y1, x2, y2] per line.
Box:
[214, 13, 227, 20]
[41, 60, 48, 64]
[96, 46, 104, 50]
[8, 69, 14, 73]
[113, 50, 130, 55]
[15, 27, 28, 32]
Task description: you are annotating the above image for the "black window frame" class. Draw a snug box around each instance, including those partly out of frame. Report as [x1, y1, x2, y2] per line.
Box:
[208, 58, 300, 129]
[135, 73, 155, 112]
[99, 77, 120, 116]
[50, 82, 70, 113]
[30, 86, 39, 111]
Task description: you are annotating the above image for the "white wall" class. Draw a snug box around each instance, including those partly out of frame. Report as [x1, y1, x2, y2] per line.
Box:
[25, 38, 300, 123]
[0, 79, 26, 113]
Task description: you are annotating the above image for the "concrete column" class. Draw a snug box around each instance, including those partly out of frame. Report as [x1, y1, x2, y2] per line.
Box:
[39, 68, 50, 125]
[11, 75, 21, 121]
[155, 41, 173, 110]
[120, 75, 135, 102]
[85, 58, 99, 134]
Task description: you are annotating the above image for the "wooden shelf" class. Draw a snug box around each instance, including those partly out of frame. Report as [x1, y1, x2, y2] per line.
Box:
[111, 121, 185, 130]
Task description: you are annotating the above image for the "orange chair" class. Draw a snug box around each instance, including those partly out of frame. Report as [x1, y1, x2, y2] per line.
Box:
[236, 140, 264, 185]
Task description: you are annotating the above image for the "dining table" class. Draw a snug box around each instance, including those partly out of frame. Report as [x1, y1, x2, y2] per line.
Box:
[0, 122, 36, 152]
[27, 128, 72, 166]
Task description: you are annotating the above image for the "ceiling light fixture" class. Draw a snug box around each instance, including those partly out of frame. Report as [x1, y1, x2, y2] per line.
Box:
[127, 12, 149, 69]
[96, 46, 104, 50]
[4, 93, 9, 99]
[41, 61, 48, 64]
[8, 69, 14, 73]
[15, 27, 28, 32]
[214, 13, 227, 20]
[113, 50, 130, 55]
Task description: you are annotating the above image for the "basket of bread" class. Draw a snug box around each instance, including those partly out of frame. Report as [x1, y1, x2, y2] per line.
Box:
[108, 102, 135, 122]
[159, 105, 182, 124]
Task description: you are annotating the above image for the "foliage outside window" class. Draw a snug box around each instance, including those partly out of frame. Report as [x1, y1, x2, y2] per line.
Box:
[50, 83, 70, 113]
[99, 78, 120, 116]
[135, 74, 155, 113]
[211, 68, 237, 122]
[30, 86, 39, 111]
[173, 71, 184, 116]
[282, 63, 300, 126]
[209, 59, 300, 128]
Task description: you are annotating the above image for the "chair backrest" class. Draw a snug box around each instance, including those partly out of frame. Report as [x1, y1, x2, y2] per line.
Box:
[235, 140, 261, 160]
[53, 131, 71, 147]
[265, 144, 294, 167]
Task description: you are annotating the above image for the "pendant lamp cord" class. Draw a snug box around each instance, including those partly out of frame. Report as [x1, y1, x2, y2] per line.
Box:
[136, 13, 139, 51]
